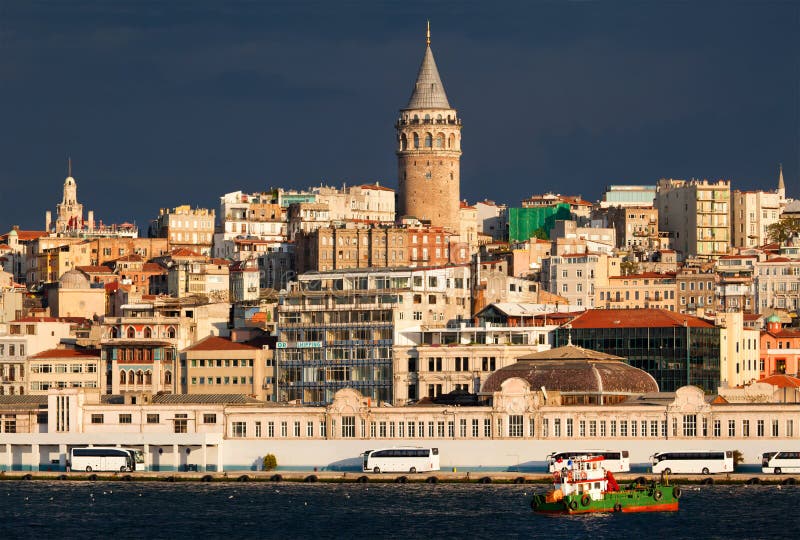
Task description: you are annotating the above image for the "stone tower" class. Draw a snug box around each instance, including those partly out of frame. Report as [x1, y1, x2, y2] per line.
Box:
[55, 159, 84, 232]
[396, 24, 462, 232]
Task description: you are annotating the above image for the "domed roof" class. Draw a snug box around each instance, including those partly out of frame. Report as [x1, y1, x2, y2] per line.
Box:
[767, 314, 781, 323]
[482, 344, 659, 395]
[7, 229, 17, 237]
[64, 176, 76, 186]
[58, 269, 90, 289]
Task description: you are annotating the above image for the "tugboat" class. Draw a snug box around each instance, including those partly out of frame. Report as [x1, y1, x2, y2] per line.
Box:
[531, 454, 681, 514]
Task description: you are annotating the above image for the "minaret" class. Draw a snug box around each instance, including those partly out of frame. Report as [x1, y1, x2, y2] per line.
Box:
[396, 23, 462, 231]
[778, 163, 786, 201]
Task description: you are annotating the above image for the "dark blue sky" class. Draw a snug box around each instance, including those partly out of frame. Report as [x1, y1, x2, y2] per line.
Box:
[1, 1, 798, 231]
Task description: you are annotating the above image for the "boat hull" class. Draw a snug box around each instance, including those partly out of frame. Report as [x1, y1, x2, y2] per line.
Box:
[532, 484, 681, 515]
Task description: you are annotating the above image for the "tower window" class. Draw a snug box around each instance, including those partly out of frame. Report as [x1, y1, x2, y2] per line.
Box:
[435, 134, 444, 148]
[413, 133, 420, 149]
[424, 133, 432, 148]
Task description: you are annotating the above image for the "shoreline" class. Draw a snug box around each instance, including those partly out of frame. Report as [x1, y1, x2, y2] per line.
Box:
[0, 470, 796, 485]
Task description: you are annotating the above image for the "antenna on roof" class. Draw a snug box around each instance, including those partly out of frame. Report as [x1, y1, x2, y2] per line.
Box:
[68, 156, 72, 177]
[565, 323, 573, 346]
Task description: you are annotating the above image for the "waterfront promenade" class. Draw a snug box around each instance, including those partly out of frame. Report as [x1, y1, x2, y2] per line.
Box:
[1, 470, 796, 485]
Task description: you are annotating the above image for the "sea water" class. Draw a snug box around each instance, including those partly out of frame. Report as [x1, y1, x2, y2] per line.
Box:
[0, 481, 795, 539]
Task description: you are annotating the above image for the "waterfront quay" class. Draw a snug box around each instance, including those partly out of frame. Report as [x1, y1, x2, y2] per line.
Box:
[1, 470, 798, 485]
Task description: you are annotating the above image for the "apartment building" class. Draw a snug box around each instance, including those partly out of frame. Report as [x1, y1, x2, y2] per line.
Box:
[731, 189, 782, 248]
[656, 178, 731, 259]
[274, 265, 471, 405]
[151, 205, 215, 255]
[0, 318, 77, 396]
[183, 336, 271, 400]
[26, 348, 102, 395]
[541, 252, 621, 308]
[595, 272, 677, 311]
[714, 255, 757, 313]
[676, 267, 717, 314]
[602, 206, 659, 249]
[393, 322, 556, 404]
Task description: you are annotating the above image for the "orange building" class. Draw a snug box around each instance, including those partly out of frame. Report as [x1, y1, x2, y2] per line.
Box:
[760, 315, 800, 378]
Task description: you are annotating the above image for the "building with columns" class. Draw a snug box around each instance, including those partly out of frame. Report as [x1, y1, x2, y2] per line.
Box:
[396, 26, 462, 233]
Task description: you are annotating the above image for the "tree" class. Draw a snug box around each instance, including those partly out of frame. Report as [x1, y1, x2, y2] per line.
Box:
[767, 217, 800, 244]
[732, 450, 744, 471]
[620, 259, 639, 276]
[263, 453, 277, 471]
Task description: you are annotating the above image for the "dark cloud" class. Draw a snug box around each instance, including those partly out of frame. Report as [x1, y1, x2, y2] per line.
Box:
[0, 1, 797, 230]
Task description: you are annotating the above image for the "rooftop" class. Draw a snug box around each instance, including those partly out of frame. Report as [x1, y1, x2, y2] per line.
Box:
[31, 348, 99, 359]
[567, 308, 715, 329]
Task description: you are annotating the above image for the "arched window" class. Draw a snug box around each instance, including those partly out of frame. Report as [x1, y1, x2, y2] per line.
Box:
[120, 371, 127, 384]
[435, 133, 445, 148]
[19, 386, 23, 395]
[448, 134, 455, 149]
[136, 370, 144, 385]
[424, 133, 432, 148]
[400, 133, 407, 150]
[167, 327, 176, 339]
[413, 133, 419, 149]
[145, 371, 152, 385]
[437, 114, 442, 121]
[164, 371, 173, 385]
[127, 327, 136, 339]
[424, 114, 430, 122]
[9, 386, 14, 395]
[110, 327, 118, 339]
[412, 114, 419, 123]
[144, 327, 152, 339]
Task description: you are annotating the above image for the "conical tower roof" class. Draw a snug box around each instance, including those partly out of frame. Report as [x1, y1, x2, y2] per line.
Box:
[405, 27, 451, 110]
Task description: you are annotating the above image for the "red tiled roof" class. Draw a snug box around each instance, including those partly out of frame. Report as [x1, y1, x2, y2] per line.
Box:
[2, 230, 48, 241]
[31, 348, 99, 359]
[115, 254, 144, 262]
[183, 335, 258, 352]
[142, 263, 166, 273]
[759, 374, 800, 389]
[765, 329, 800, 339]
[719, 254, 758, 260]
[170, 248, 202, 257]
[743, 314, 763, 321]
[568, 308, 715, 329]
[710, 395, 729, 404]
[0, 244, 10, 250]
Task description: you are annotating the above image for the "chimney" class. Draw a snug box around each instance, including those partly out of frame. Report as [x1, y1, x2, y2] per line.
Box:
[45, 211, 52, 232]
[88, 211, 95, 231]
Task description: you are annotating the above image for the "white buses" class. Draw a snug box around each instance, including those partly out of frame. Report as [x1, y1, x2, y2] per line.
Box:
[362, 447, 440, 474]
[650, 451, 733, 475]
[69, 447, 141, 472]
[547, 450, 630, 473]
[762, 451, 800, 474]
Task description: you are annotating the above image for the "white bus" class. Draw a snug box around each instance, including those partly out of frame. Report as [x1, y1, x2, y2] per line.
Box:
[650, 451, 733, 475]
[547, 450, 630, 473]
[69, 447, 141, 472]
[363, 447, 440, 474]
[762, 451, 800, 474]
